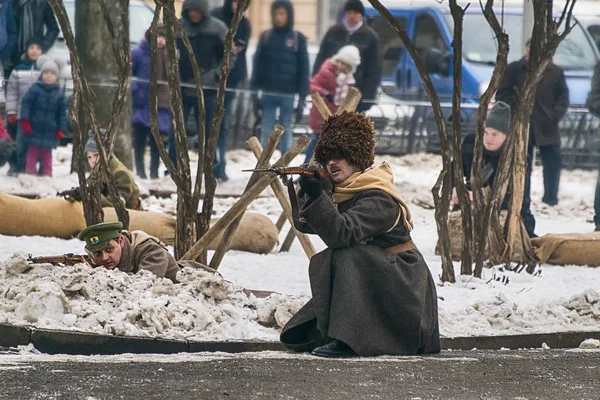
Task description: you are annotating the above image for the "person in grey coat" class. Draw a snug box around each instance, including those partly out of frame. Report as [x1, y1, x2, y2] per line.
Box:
[5, 38, 43, 175]
[280, 111, 440, 358]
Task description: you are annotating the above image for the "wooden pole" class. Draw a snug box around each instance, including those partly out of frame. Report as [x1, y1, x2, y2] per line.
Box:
[249, 140, 316, 259]
[337, 87, 362, 114]
[311, 93, 332, 119]
[208, 126, 284, 270]
[275, 211, 287, 232]
[181, 135, 311, 261]
[280, 226, 296, 252]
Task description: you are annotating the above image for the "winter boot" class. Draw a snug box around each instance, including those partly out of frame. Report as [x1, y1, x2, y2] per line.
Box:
[311, 339, 357, 358]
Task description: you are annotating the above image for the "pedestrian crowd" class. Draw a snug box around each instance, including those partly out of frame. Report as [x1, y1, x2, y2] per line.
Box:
[0, 0, 599, 233]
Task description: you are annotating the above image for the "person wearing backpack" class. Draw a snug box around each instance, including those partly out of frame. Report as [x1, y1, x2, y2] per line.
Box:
[251, 0, 309, 155]
[586, 60, 600, 231]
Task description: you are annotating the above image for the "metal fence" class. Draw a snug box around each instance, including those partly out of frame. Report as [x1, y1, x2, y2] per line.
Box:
[222, 90, 600, 171]
[53, 77, 600, 171]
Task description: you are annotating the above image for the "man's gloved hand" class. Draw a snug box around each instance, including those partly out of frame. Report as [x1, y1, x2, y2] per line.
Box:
[295, 97, 306, 124]
[322, 91, 335, 104]
[299, 172, 323, 201]
[21, 120, 32, 136]
[7, 114, 17, 126]
[56, 130, 65, 140]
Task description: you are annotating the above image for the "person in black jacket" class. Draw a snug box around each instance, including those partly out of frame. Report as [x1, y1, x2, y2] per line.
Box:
[211, 0, 251, 181]
[174, 0, 235, 173]
[251, 0, 309, 155]
[496, 39, 569, 207]
[586, 60, 600, 231]
[8, 0, 59, 75]
[312, 0, 381, 112]
[453, 102, 537, 238]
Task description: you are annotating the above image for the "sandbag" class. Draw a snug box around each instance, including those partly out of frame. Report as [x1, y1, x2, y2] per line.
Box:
[103, 208, 176, 245]
[531, 233, 600, 266]
[103, 209, 279, 254]
[0, 191, 86, 238]
[210, 212, 279, 254]
[435, 210, 528, 262]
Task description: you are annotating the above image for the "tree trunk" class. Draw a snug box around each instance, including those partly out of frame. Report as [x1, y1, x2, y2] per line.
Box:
[448, 0, 472, 276]
[471, 1, 510, 278]
[368, 0, 454, 283]
[196, 0, 250, 264]
[75, 0, 133, 169]
[487, 0, 577, 265]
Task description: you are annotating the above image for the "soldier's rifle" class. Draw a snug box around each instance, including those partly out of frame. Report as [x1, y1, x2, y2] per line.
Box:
[27, 253, 92, 267]
[242, 166, 326, 179]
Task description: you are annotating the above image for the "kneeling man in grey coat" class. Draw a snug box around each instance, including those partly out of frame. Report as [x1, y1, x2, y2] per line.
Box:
[280, 111, 440, 357]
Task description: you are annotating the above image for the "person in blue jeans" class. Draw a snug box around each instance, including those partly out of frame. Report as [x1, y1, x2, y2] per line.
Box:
[251, 0, 309, 155]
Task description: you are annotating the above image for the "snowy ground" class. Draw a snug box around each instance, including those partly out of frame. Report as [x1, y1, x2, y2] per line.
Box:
[1, 145, 599, 341]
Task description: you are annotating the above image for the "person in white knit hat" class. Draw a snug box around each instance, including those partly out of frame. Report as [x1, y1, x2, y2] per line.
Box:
[305, 45, 361, 162]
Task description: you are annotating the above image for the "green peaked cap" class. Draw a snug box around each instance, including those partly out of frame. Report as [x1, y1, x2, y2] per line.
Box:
[78, 222, 123, 252]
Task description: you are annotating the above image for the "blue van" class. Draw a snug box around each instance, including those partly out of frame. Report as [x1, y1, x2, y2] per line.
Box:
[362, 1, 600, 108]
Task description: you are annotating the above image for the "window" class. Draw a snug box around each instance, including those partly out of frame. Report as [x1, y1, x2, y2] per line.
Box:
[368, 16, 408, 76]
[414, 13, 448, 60]
[587, 25, 600, 52]
[444, 12, 598, 70]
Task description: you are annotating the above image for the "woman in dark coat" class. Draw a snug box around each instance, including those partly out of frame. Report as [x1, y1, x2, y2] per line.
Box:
[280, 111, 440, 357]
[131, 24, 171, 179]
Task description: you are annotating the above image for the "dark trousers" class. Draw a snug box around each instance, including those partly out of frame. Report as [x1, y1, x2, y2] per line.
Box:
[538, 144, 562, 205]
[169, 91, 217, 170]
[214, 91, 235, 179]
[303, 132, 319, 164]
[521, 143, 537, 237]
[133, 123, 160, 179]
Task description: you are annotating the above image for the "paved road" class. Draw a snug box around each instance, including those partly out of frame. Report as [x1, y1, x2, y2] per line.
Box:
[0, 349, 599, 399]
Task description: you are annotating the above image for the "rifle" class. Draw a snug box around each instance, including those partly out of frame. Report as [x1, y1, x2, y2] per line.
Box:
[58, 187, 82, 201]
[27, 253, 92, 267]
[465, 162, 495, 191]
[242, 166, 326, 179]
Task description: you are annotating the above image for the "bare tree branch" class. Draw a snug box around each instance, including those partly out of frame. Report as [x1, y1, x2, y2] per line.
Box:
[367, 0, 455, 282]
[48, 0, 130, 228]
[196, 0, 250, 260]
[472, 0, 510, 277]
[449, 0, 471, 276]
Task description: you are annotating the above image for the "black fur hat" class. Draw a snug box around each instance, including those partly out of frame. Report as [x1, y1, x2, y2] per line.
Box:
[314, 111, 376, 171]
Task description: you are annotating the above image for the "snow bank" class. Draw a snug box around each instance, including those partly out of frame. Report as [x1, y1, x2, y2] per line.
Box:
[0, 253, 308, 341]
[2, 148, 600, 341]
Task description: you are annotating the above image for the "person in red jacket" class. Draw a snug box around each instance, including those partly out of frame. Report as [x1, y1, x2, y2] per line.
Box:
[304, 45, 361, 163]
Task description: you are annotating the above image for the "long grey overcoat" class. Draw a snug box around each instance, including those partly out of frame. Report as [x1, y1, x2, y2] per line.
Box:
[280, 189, 440, 356]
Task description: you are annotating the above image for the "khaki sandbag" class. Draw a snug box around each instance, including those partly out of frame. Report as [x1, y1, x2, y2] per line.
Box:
[103, 208, 176, 245]
[0, 191, 86, 238]
[435, 210, 528, 262]
[102, 209, 278, 254]
[210, 212, 279, 254]
[531, 233, 600, 266]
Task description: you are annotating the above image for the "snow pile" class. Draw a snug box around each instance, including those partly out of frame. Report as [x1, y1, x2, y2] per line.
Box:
[439, 287, 600, 338]
[0, 253, 309, 341]
[579, 339, 600, 349]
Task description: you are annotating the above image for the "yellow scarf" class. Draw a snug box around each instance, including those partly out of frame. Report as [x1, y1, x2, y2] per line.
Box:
[333, 162, 414, 231]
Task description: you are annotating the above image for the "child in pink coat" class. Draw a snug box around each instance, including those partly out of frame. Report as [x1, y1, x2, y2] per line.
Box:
[305, 45, 361, 163]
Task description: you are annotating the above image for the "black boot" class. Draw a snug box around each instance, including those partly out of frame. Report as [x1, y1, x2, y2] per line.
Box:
[311, 339, 357, 358]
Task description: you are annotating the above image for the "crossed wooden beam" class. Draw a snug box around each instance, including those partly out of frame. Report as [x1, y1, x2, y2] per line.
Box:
[181, 87, 363, 267]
